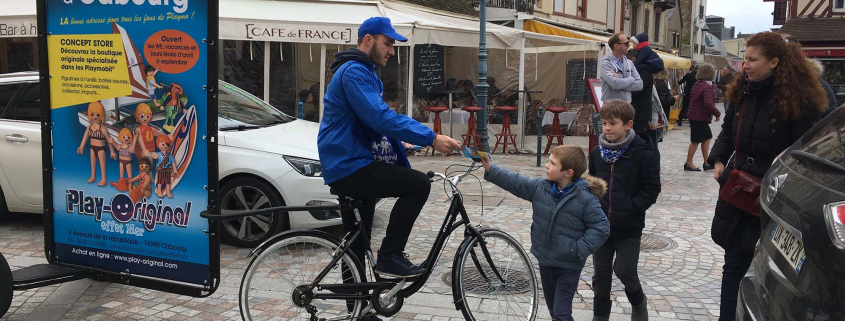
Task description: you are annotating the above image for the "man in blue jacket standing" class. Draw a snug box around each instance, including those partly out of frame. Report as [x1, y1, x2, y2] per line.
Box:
[319, 17, 462, 279]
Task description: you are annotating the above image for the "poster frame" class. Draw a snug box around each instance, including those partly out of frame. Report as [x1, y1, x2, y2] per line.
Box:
[36, 0, 220, 297]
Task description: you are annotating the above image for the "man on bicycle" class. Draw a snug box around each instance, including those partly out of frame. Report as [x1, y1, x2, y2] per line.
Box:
[318, 17, 462, 279]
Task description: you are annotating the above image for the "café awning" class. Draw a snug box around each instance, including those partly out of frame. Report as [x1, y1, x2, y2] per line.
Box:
[525, 19, 691, 70]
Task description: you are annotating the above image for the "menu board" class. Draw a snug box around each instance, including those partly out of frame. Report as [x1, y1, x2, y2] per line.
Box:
[414, 44, 445, 97]
[566, 59, 597, 103]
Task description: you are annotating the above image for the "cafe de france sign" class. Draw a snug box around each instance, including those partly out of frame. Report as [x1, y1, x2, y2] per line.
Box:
[220, 21, 355, 44]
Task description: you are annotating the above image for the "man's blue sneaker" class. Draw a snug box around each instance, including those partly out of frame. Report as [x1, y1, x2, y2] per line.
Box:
[374, 252, 425, 278]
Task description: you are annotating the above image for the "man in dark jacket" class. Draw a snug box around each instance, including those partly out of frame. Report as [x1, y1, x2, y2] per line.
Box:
[716, 66, 734, 101]
[588, 101, 661, 321]
[626, 49, 655, 136]
[677, 63, 698, 126]
[319, 17, 462, 281]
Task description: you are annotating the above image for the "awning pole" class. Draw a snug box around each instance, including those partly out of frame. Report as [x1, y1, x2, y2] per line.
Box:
[319, 44, 326, 121]
[518, 37, 526, 150]
[263, 41, 270, 102]
[407, 45, 415, 119]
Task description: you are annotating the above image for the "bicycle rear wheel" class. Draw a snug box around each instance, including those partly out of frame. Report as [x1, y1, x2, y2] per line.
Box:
[240, 231, 364, 321]
[453, 229, 538, 321]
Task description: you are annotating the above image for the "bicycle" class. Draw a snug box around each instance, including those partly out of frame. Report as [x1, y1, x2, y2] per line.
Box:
[236, 161, 538, 321]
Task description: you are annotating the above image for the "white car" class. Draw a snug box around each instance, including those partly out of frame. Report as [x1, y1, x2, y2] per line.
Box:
[0, 72, 341, 247]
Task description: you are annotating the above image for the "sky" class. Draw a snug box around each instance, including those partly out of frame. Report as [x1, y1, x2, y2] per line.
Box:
[706, 0, 777, 35]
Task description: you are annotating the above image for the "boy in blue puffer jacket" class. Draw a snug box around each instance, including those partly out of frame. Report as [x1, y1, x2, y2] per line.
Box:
[481, 145, 609, 321]
[631, 33, 665, 74]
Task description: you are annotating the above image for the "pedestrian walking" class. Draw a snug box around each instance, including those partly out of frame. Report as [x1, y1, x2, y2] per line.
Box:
[481, 146, 609, 321]
[600, 33, 643, 104]
[707, 31, 827, 321]
[684, 63, 721, 172]
[654, 69, 678, 129]
[677, 63, 698, 126]
[588, 101, 661, 321]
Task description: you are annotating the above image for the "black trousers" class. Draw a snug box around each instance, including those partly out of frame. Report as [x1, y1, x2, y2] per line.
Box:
[329, 161, 431, 263]
[592, 236, 645, 318]
[332, 162, 431, 313]
[539, 266, 581, 321]
[716, 207, 759, 321]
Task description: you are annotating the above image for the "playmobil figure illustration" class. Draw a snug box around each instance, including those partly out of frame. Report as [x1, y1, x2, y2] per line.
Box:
[146, 65, 164, 101]
[133, 103, 165, 160]
[146, 135, 178, 198]
[154, 83, 186, 133]
[77, 101, 116, 186]
[129, 157, 153, 203]
[108, 128, 135, 192]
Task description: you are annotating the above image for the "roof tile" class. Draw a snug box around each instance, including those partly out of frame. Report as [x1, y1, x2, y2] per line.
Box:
[778, 18, 845, 42]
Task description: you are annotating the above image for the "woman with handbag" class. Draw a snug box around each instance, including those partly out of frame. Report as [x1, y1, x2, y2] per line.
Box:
[685, 63, 721, 172]
[707, 32, 827, 321]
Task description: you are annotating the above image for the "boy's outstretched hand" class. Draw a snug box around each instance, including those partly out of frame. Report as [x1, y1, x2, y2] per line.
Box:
[479, 152, 492, 172]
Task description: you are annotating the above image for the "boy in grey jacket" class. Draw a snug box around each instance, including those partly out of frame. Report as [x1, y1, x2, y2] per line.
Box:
[481, 145, 609, 321]
[601, 33, 643, 103]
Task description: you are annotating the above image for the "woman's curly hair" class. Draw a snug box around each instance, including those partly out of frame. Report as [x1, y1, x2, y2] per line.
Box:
[725, 32, 828, 120]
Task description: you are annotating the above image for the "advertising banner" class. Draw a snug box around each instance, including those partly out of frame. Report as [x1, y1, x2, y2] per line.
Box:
[42, 0, 215, 287]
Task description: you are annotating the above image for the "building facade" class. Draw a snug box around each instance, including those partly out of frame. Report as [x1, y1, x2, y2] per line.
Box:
[777, 0, 845, 103]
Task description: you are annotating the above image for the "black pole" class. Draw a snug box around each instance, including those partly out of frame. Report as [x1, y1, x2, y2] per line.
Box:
[476, 0, 490, 152]
[537, 105, 543, 167]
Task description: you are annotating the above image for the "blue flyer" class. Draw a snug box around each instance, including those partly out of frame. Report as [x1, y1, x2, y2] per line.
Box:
[44, 0, 211, 285]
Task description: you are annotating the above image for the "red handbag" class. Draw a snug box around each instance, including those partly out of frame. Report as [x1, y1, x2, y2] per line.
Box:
[718, 103, 762, 216]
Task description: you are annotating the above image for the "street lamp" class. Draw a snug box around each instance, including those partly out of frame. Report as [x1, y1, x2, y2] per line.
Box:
[476, 0, 490, 152]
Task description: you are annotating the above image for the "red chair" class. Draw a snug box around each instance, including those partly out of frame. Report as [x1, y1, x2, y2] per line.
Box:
[461, 106, 482, 149]
[543, 106, 568, 155]
[493, 106, 518, 155]
[425, 106, 448, 156]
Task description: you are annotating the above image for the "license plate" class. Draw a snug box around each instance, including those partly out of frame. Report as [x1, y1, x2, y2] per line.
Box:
[770, 223, 806, 274]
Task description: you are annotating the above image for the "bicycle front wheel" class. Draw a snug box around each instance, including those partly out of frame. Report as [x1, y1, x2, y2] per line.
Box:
[453, 229, 538, 321]
[240, 231, 364, 321]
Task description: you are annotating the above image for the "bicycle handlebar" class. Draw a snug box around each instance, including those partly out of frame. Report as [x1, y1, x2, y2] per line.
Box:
[426, 160, 479, 188]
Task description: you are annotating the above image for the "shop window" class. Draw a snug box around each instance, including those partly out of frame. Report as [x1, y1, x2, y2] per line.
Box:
[821, 60, 845, 103]
[0, 84, 22, 120]
[644, 9, 650, 38]
[268, 42, 297, 118]
[835, 0, 845, 12]
[554, 0, 563, 13]
[14, 84, 40, 122]
[220, 40, 265, 101]
[378, 46, 410, 117]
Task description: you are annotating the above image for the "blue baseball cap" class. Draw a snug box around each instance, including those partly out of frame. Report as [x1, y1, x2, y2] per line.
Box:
[358, 17, 408, 42]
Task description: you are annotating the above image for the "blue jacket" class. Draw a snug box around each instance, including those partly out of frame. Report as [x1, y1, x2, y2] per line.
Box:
[634, 33, 665, 74]
[485, 165, 610, 270]
[319, 49, 436, 184]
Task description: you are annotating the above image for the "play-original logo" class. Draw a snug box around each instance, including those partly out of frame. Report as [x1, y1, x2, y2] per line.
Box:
[63, 0, 189, 14]
[66, 189, 191, 231]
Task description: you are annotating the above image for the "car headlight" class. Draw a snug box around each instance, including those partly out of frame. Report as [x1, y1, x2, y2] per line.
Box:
[824, 201, 845, 250]
[284, 156, 322, 177]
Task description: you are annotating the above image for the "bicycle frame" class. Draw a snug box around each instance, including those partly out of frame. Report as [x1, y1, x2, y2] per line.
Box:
[308, 169, 507, 303]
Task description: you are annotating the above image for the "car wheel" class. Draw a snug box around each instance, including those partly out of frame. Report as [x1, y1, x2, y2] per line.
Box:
[0, 252, 12, 317]
[0, 186, 8, 220]
[219, 177, 288, 248]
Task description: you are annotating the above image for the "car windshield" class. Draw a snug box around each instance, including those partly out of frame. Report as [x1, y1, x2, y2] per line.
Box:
[218, 81, 296, 128]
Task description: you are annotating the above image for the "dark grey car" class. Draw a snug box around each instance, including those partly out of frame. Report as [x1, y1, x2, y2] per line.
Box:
[737, 106, 845, 321]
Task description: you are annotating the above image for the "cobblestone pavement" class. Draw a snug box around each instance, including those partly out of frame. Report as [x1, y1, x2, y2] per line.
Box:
[1, 106, 729, 321]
